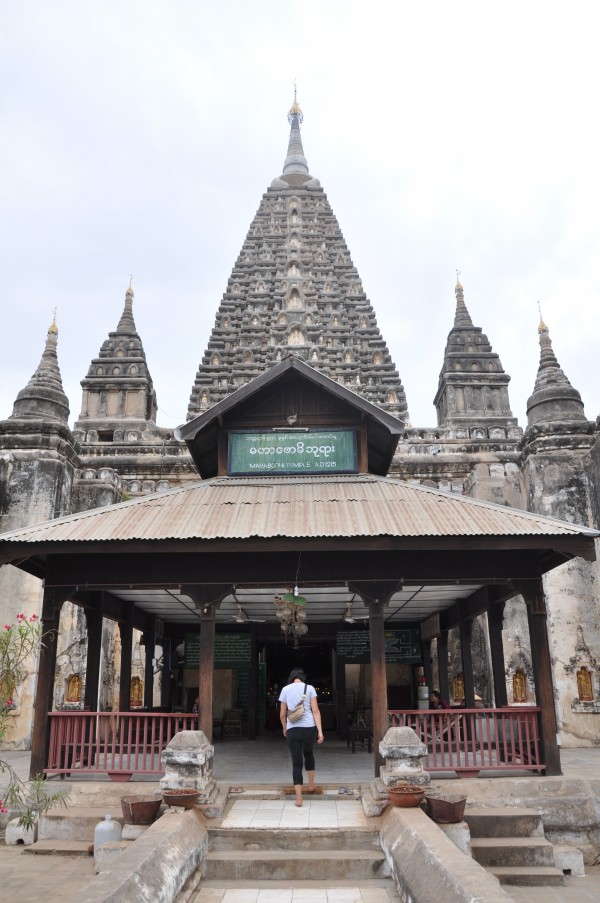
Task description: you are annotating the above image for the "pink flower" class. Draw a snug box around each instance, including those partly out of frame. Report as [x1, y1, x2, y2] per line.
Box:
[17, 613, 25, 621]
[29, 614, 39, 622]
[4, 625, 10, 631]
[0, 807, 7, 815]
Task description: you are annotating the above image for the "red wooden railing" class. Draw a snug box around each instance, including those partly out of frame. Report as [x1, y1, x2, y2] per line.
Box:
[387, 706, 544, 775]
[46, 711, 198, 778]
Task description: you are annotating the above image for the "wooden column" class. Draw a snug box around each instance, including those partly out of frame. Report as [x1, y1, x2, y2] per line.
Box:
[437, 630, 450, 702]
[521, 579, 561, 775]
[458, 606, 475, 707]
[119, 608, 134, 712]
[83, 593, 103, 711]
[248, 625, 258, 740]
[198, 611, 215, 741]
[336, 654, 347, 740]
[422, 638, 433, 692]
[487, 599, 508, 707]
[30, 588, 66, 778]
[144, 623, 155, 710]
[368, 599, 387, 775]
[183, 585, 232, 742]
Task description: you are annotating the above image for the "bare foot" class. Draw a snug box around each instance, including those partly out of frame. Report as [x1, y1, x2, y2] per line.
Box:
[295, 799, 303, 807]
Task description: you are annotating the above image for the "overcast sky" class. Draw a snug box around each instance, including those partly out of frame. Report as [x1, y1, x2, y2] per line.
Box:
[2, 1, 599, 432]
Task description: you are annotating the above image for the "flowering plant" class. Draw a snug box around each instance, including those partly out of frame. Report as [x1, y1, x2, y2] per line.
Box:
[0, 614, 69, 827]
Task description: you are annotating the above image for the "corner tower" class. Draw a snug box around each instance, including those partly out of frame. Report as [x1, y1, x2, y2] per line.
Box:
[75, 285, 157, 442]
[187, 96, 408, 422]
[434, 278, 517, 435]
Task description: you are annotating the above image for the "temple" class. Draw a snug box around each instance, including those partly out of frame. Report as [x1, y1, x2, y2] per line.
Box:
[0, 96, 598, 768]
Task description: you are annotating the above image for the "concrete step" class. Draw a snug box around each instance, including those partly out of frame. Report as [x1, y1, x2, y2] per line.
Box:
[465, 806, 544, 838]
[488, 866, 565, 887]
[208, 826, 381, 851]
[203, 848, 390, 881]
[23, 839, 92, 857]
[471, 836, 556, 868]
[196, 878, 401, 900]
[38, 806, 124, 842]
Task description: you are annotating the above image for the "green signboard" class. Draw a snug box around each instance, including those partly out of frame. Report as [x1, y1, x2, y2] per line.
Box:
[336, 629, 421, 664]
[185, 632, 252, 669]
[228, 430, 358, 475]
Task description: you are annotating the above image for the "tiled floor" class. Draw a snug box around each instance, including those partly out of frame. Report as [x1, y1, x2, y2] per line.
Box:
[221, 798, 371, 830]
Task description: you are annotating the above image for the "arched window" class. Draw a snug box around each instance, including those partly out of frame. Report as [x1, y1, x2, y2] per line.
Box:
[211, 353, 221, 366]
[373, 351, 383, 365]
[288, 327, 305, 346]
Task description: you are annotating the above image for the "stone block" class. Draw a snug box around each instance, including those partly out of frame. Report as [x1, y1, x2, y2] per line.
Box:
[122, 823, 149, 840]
[553, 843, 585, 877]
[160, 730, 215, 800]
[5, 816, 38, 845]
[438, 820, 472, 856]
[94, 840, 130, 873]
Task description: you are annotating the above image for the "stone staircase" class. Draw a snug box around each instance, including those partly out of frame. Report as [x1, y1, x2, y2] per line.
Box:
[466, 806, 565, 887]
[193, 825, 401, 900]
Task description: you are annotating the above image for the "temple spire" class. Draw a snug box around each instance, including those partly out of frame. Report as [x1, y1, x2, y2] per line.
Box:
[283, 89, 309, 176]
[117, 283, 137, 333]
[10, 315, 70, 424]
[453, 272, 474, 329]
[526, 315, 586, 427]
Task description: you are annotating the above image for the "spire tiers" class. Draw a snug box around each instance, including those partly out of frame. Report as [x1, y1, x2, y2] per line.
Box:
[453, 278, 474, 329]
[272, 92, 319, 188]
[434, 279, 516, 431]
[10, 317, 70, 424]
[117, 285, 137, 333]
[187, 106, 408, 424]
[526, 317, 586, 427]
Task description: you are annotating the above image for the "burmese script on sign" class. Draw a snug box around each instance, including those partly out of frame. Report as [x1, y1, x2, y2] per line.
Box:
[228, 429, 358, 474]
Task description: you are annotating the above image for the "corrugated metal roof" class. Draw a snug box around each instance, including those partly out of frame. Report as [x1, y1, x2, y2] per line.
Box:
[0, 474, 597, 546]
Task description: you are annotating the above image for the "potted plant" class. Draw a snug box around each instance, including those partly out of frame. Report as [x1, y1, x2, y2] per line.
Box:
[387, 783, 426, 808]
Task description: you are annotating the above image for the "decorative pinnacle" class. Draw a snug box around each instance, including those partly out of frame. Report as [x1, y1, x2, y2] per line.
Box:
[288, 81, 303, 125]
[127, 274, 134, 297]
[49, 308, 58, 335]
[537, 301, 548, 333]
[455, 269, 462, 289]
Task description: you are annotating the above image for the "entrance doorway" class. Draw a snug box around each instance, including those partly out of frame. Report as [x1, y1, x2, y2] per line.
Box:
[263, 639, 336, 732]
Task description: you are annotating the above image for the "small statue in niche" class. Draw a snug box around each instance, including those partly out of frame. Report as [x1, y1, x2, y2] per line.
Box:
[577, 667, 594, 701]
[513, 669, 527, 702]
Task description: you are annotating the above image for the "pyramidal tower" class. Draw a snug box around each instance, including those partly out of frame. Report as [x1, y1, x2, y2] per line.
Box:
[187, 94, 408, 422]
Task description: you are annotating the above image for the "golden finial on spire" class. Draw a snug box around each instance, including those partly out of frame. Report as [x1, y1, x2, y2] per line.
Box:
[48, 307, 58, 335]
[288, 80, 303, 124]
[537, 301, 548, 333]
[126, 274, 134, 296]
[455, 269, 463, 289]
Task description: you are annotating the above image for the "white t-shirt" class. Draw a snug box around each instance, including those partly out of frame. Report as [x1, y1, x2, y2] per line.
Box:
[279, 682, 317, 729]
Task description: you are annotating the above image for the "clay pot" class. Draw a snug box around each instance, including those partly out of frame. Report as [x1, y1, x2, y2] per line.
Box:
[387, 785, 426, 808]
[120, 794, 163, 825]
[162, 788, 199, 810]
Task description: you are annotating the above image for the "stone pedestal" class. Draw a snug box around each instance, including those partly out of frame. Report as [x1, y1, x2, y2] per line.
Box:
[160, 730, 215, 802]
[378, 726, 431, 788]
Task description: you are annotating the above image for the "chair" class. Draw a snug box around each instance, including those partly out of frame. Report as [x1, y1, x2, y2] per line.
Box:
[347, 709, 372, 753]
[223, 708, 243, 738]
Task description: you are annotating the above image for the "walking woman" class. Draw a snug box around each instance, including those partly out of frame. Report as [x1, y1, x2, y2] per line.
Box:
[279, 667, 324, 807]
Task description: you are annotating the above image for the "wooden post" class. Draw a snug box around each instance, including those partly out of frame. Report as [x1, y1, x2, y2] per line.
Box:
[30, 588, 63, 778]
[248, 625, 258, 740]
[422, 638, 433, 691]
[83, 593, 103, 711]
[437, 630, 450, 703]
[368, 599, 387, 776]
[336, 654, 347, 740]
[144, 622, 155, 710]
[523, 580, 561, 775]
[458, 607, 475, 707]
[487, 598, 508, 707]
[198, 610, 215, 741]
[119, 610, 133, 712]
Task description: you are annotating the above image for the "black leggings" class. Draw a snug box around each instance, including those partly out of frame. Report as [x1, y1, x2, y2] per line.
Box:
[287, 726, 317, 785]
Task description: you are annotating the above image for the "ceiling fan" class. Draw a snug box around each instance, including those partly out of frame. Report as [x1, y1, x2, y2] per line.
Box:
[232, 603, 265, 623]
[343, 601, 369, 624]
